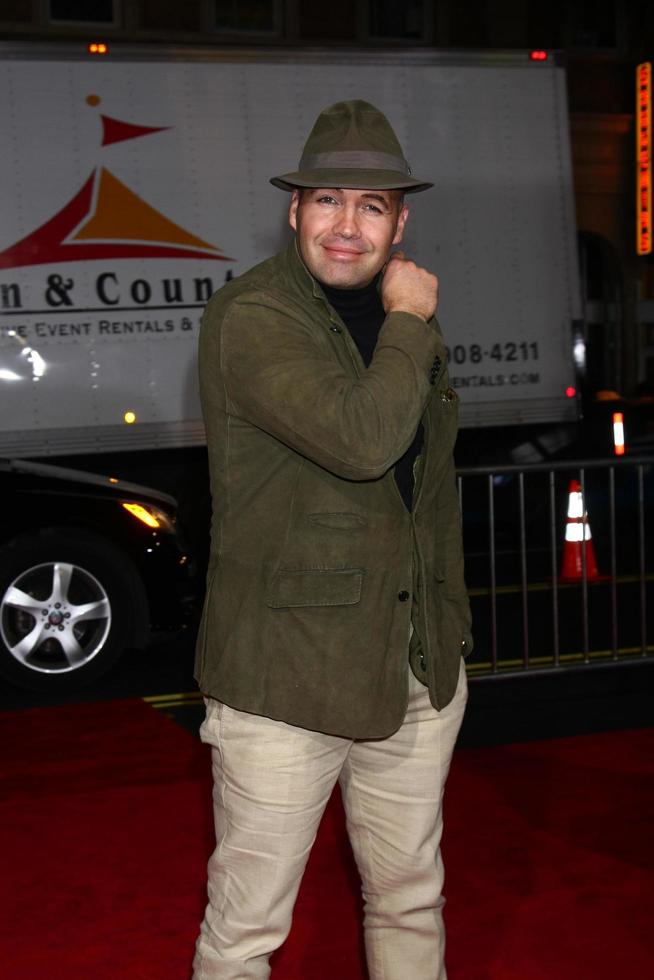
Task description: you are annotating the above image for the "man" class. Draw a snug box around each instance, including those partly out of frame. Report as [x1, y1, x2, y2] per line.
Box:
[194, 99, 472, 979]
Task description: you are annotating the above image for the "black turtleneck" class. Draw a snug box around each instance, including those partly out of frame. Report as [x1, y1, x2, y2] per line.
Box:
[320, 278, 424, 511]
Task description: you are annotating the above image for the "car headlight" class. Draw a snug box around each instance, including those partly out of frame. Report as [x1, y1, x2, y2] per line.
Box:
[121, 502, 173, 530]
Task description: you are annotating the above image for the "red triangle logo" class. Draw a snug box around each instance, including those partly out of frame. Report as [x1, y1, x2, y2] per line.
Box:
[101, 114, 170, 147]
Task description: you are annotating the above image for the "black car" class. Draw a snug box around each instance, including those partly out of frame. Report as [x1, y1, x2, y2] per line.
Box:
[0, 457, 194, 692]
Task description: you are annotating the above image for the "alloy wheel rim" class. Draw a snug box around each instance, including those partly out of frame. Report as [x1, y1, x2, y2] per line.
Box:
[1, 561, 112, 674]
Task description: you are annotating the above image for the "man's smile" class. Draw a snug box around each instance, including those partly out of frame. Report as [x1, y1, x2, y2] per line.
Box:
[322, 244, 366, 260]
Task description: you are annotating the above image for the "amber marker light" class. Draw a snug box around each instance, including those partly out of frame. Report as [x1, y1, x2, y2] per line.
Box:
[636, 63, 652, 255]
[88, 42, 109, 55]
[124, 410, 136, 424]
[122, 503, 161, 528]
[612, 412, 626, 456]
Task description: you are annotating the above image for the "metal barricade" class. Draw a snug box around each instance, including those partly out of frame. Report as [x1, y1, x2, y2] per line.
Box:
[456, 456, 654, 678]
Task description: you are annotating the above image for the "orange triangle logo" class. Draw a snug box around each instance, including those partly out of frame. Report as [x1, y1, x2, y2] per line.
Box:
[72, 168, 220, 253]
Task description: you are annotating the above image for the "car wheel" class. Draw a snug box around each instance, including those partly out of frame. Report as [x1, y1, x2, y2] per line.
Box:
[0, 528, 148, 692]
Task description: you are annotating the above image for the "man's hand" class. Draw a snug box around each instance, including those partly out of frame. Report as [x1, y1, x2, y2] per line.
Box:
[381, 251, 439, 322]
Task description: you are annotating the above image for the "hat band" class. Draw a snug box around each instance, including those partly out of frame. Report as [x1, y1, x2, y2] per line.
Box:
[299, 150, 410, 174]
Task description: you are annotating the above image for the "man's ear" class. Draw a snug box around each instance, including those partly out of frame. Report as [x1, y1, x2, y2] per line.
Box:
[392, 203, 409, 246]
[288, 189, 300, 232]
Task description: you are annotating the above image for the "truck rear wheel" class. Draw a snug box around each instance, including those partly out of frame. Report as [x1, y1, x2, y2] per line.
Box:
[0, 529, 148, 692]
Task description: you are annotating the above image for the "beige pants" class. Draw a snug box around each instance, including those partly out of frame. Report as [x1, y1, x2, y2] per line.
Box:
[193, 662, 467, 980]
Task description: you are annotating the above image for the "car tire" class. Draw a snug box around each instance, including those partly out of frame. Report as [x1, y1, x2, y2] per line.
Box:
[0, 527, 148, 692]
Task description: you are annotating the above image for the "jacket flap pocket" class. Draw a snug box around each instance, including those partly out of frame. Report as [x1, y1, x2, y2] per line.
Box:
[267, 568, 364, 608]
[307, 512, 367, 530]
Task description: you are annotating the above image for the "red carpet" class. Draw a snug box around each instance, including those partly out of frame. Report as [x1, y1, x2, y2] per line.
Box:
[1, 701, 652, 979]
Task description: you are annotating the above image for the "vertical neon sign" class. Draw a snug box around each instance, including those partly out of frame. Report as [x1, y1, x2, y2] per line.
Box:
[636, 62, 652, 255]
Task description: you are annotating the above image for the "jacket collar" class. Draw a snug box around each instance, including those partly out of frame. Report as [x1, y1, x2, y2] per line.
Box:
[283, 238, 320, 298]
[283, 238, 343, 322]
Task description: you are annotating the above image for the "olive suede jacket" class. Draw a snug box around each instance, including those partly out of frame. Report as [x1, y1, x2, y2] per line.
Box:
[195, 240, 472, 738]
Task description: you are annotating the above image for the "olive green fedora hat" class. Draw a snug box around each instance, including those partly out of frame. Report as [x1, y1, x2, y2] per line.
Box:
[270, 99, 433, 194]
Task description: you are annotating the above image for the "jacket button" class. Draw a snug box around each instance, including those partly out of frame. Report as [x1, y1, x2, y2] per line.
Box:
[398, 590, 410, 602]
[330, 325, 341, 333]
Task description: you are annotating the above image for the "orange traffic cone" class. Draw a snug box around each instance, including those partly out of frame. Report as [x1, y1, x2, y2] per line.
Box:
[559, 479, 601, 582]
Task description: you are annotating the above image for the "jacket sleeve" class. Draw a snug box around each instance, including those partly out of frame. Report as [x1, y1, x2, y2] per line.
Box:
[215, 289, 446, 481]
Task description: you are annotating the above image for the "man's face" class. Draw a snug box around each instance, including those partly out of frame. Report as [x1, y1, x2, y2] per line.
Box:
[288, 187, 408, 289]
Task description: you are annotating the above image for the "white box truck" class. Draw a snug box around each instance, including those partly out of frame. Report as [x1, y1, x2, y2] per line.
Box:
[0, 44, 592, 691]
[0, 43, 582, 467]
